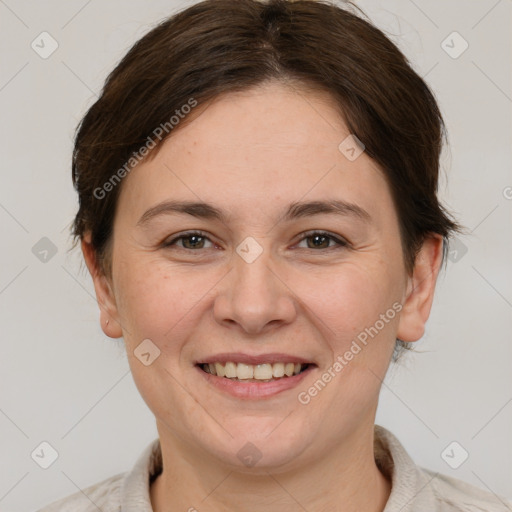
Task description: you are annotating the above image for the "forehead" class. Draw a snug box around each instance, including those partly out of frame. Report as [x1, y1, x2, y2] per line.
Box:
[116, 82, 394, 228]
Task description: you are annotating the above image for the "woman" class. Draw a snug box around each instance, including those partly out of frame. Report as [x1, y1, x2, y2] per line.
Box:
[38, 0, 511, 510]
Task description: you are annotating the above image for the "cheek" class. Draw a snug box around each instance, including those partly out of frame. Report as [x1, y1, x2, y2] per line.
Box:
[294, 261, 397, 341]
[115, 259, 221, 346]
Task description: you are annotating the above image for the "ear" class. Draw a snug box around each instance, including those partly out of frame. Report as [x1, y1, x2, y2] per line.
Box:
[396, 234, 444, 342]
[81, 233, 123, 339]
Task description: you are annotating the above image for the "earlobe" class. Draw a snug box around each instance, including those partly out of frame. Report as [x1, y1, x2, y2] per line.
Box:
[396, 234, 444, 343]
[81, 234, 123, 339]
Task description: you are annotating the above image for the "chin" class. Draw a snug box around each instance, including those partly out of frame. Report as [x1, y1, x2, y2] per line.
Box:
[201, 420, 311, 472]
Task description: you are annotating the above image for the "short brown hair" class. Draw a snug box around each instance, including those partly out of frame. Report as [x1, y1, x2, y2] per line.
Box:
[70, 0, 462, 360]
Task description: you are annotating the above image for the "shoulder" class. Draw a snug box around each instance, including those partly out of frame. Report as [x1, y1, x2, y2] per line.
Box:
[35, 438, 161, 512]
[421, 467, 512, 511]
[35, 472, 125, 512]
[374, 425, 512, 512]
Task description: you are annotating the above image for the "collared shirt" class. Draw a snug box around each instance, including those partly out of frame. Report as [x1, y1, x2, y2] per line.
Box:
[37, 425, 511, 511]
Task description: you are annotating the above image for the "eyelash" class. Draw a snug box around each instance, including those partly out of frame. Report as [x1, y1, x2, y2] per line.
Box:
[162, 230, 349, 252]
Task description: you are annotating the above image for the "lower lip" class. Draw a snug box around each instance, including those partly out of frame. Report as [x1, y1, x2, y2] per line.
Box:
[195, 365, 315, 399]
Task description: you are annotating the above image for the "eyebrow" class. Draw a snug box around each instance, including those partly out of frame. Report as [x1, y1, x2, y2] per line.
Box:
[137, 199, 372, 227]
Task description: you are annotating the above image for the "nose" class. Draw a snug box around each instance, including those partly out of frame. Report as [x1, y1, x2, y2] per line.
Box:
[213, 242, 297, 335]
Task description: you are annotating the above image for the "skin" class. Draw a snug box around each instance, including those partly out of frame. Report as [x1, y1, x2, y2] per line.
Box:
[82, 80, 443, 512]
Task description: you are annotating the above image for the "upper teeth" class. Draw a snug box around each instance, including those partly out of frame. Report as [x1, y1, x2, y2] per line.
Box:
[202, 362, 305, 380]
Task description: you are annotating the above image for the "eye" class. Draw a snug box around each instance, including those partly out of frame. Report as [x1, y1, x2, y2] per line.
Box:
[295, 230, 348, 250]
[162, 230, 216, 250]
[162, 230, 349, 252]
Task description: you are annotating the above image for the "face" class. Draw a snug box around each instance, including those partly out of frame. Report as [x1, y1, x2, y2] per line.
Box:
[84, 81, 442, 472]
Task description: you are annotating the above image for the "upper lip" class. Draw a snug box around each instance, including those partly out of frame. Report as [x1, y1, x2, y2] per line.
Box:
[196, 353, 316, 366]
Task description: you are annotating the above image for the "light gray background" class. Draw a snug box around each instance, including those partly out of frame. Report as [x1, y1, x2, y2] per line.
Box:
[0, 0, 511, 510]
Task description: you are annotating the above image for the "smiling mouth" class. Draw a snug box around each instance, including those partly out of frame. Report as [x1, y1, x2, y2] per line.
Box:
[197, 362, 312, 382]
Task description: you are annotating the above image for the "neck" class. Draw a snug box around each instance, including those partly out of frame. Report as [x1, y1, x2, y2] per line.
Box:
[150, 422, 391, 512]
